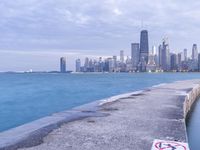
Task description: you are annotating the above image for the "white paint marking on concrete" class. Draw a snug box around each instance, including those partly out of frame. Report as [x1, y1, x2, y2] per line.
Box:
[151, 139, 190, 150]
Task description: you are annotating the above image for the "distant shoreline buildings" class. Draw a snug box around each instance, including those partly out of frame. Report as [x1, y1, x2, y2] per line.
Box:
[60, 29, 200, 73]
[60, 57, 66, 73]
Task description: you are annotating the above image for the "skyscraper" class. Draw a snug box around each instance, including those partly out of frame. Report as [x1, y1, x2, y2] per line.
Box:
[146, 46, 156, 72]
[192, 44, 198, 60]
[126, 56, 132, 72]
[75, 59, 81, 72]
[158, 44, 162, 68]
[184, 49, 187, 61]
[160, 38, 170, 71]
[120, 50, 124, 63]
[152, 46, 158, 67]
[170, 53, 177, 71]
[84, 57, 89, 71]
[113, 56, 117, 71]
[177, 52, 182, 70]
[60, 57, 66, 73]
[140, 30, 149, 63]
[131, 43, 140, 70]
[152, 46, 157, 56]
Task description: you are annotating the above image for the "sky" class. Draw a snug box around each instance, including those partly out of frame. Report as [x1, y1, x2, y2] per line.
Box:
[0, 0, 200, 71]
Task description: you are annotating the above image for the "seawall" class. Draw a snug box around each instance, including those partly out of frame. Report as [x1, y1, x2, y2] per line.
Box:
[0, 79, 200, 150]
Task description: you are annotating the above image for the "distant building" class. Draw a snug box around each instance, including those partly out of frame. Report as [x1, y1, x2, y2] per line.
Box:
[88, 59, 94, 72]
[158, 44, 162, 68]
[84, 57, 89, 72]
[146, 46, 156, 72]
[170, 53, 177, 71]
[75, 59, 81, 72]
[126, 56, 132, 72]
[184, 49, 187, 61]
[104, 59, 109, 72]
[188, 59, 198, 71]
[72, 30, 200, 73]
[131, 43, 140, 71]
[140, 30, 149, 63]
[120, 50, 124, 63]
[152, 46, 159, 67]
[138, 57, 146, 72]
[139, 30, 149, 71]
[192, 44, 198, 60]
[108, 58, 113, 72]
[60, 57, 66, 73]
[160, 38, 170, 71]
[113, 56, 117, 72]
[152, 46, 157, 56]
[98, 57, 104, 72]
[177, 52, 182, 71]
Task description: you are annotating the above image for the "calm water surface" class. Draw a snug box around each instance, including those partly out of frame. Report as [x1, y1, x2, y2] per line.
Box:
[0, 73, 199, 148]
[187, 98, 200, 150]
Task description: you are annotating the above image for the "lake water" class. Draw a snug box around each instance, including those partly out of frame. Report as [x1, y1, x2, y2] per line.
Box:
[187, 97, 200, 150]
[0, 72, 199, 148]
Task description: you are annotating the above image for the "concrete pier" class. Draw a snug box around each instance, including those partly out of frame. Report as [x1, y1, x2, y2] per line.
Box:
[0, 80, 200, 150]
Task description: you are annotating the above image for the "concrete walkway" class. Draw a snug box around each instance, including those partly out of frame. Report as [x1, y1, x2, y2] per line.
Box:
[1, 80, 200, 150]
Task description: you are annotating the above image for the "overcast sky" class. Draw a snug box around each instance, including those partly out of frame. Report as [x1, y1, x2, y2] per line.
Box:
[0, 0, 200, 71]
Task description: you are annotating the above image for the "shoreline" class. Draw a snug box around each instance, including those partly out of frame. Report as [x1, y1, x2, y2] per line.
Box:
[0, 80, 200, 150]
[0, 89, 145, 150]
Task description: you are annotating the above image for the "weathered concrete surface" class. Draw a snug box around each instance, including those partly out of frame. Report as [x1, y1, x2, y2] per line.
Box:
[0, 80, 200, 150]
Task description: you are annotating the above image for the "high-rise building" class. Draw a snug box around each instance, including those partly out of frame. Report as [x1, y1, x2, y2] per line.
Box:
[140, 30, 149, 63]
[137, 57, 147, 72]
[75, 59, 81, 72]
[131, 43, 140, 70]
[104, 59, 109, 72]
[177, 52, 182, 70]
[184, 49, 187, 61]
[60, 57, 66, 73]
[84, 57, 89, 71]
[88, 59, 94, 72]
[152, 46, 157, 56]
[146, 46, 156, 72]
[126, 56, 132, 72]
[192, 44, 198, 60]
[120, 50, 124, 63]
[152, 46, 158, 67]
[158, 44, 162, 68]
[160, 38, 170, 71]
[113, 56, 117, 72]
[98, 57, 104, 72]
[108, 58, 113, 72]
[170, 53, 177, 71]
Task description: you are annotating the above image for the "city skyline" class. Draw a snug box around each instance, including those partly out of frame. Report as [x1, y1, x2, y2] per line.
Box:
[2, 34, 200, 72]
[73, 30, 200, 73]
[1, 1, 200, 71]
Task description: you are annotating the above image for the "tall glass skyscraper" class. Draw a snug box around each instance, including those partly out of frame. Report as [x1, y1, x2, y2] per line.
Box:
[170, 53, 177, 70]
[140, 30, 149, 63]
[192, 44, 198, 60]
[131, 43, 140, 70]
[75, 59, 81, 72]
[60, 57, 66, 73]
[160, 38, 170, 71]
[120, 50, 124, 63]
[184, 49, 187, 61]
